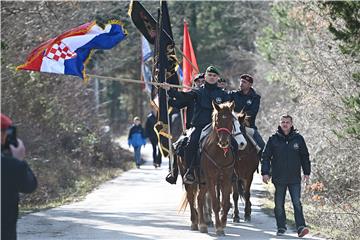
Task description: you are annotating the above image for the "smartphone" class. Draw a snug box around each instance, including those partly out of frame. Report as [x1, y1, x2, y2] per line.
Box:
[5, 126, 18, 148]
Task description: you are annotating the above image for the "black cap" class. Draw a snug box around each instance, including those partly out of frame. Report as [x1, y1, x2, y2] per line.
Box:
[193, 73, 205, 82]
[240, 74, 253, 83]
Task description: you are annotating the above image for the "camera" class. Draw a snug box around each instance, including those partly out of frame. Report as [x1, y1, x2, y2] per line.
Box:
[4, 125, 18, 148]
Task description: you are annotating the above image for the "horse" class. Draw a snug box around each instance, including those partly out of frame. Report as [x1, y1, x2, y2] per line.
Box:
[197, 101, 242, 236]
[232, 111, 260, 222]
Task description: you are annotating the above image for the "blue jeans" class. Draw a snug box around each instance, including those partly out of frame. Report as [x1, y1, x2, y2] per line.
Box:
[253, 129, 265, 150]
[274, 183, 306, 230]
[134, 146, 141, 166]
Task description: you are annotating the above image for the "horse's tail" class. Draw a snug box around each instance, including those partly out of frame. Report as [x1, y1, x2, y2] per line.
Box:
[177, 191, 188, 214]
[238, 179, 245, 201]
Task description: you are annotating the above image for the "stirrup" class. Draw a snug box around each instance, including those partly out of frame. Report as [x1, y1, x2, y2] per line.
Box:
[165, 172, 177, 185]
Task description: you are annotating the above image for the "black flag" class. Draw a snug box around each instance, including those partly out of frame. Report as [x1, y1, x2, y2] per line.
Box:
[128, 1, 157, 44]
[153, 1, 180, 157]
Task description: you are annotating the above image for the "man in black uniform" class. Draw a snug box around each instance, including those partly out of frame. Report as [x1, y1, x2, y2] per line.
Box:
[162, 66, 231, 184]
[145, 107, 162, 168]
[1, 113, 38, 240]
[230, 74, 265, 154]
[261, 114, 310, 238]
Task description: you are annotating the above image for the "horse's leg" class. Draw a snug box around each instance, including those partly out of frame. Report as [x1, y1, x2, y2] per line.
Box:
[185, 184, 198, 230]
[220, 176, 232, 232]
[203, 192, 214, 227]
[197, 184, 208, 233]
[232, 178, 240, 223]
[244, 176, 253, 222]
[209, 181, 223, 236]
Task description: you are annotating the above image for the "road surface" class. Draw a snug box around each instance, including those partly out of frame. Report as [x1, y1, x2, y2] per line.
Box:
[18, 140, 325, 239]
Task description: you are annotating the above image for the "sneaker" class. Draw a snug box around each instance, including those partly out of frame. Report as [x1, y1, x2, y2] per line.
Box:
[276, 228, 286, 236]
[298, 227, 309, 238]
[183, 170, 195, 184]
[136, 165, 140, 169]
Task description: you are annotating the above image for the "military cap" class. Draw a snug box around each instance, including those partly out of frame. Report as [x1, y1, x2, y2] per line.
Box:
[240, 74, 253, 84]
[206, 65, 220, 75]
[193, 73, 205, 82]
[218, 77, 226, 83]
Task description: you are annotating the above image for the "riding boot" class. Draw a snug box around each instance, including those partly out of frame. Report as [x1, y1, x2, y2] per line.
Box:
[183, 153, 197, 184]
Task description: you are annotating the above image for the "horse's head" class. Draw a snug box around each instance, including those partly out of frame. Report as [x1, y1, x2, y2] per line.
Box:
[212, 101, 235, 149]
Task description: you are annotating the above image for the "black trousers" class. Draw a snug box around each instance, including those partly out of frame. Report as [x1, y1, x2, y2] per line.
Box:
[150, 140, 162, 165]
[184, 126, 203, 169]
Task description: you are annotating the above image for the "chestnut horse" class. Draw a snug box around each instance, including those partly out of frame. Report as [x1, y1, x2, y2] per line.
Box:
[232, 111, 260, 222]
[197, 101, 238, 236]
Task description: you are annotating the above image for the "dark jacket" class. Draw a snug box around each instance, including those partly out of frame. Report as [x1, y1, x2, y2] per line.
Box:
[128, 124, 146, 148]
[230, 88, 261, 128]
[1, 151, 38, 240]
[168, 82, 230, 128]
[145, 112, 158, 143]
[261, 127, 311, 184]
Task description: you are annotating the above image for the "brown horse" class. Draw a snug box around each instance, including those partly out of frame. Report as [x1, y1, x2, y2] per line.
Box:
[232, 111, 260, 222]
[197, 101, 238, 236]
[171, 112, 199, 231]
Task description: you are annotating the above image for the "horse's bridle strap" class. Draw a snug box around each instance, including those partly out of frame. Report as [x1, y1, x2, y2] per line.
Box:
[203, 148, 235, 170]
[216, 127, 231, 135]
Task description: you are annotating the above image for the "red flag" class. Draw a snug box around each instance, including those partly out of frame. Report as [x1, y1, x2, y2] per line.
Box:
[182, 21, 199, 91]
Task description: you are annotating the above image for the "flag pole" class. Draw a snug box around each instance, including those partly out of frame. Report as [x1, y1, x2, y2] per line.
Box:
[88, 74, 190, 89]
[164, 68, 175, 177]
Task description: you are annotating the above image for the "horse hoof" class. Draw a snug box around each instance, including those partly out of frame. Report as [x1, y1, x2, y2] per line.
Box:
[199, 225, 208, 233]
[244, 216, 251, 222]
[191, 223, 198, 231]
[233, 216, 240, 223]
[206, 221, 214, 227]
[216, 229, 225, 236]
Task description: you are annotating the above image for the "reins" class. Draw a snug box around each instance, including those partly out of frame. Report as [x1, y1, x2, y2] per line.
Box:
[203, 147, 235, 171]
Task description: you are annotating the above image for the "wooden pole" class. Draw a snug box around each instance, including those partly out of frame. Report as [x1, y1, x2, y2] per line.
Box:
[88, 74, 191, 90]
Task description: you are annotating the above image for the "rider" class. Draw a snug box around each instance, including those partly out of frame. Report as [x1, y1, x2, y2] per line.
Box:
[162, 66, 231, 184]
[230, 74, 265, 156]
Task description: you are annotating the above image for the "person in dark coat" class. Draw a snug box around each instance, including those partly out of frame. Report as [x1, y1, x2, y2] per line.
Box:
[145, 108, 162, 168]
[230, 74, 265, 154]
[162, 66, 231, 184]
[1, 113, 38, 240]
[128, 116, 146, 168]
[261, 114, 310, 238]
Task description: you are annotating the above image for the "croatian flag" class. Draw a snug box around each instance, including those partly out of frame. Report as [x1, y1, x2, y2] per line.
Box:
[17, 20, 127, 80]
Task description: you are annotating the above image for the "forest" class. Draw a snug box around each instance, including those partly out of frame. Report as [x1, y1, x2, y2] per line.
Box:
[1, 1, 359, 239]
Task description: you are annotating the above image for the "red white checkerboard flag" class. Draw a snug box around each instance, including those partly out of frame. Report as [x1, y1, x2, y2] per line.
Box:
[46, 42, 77, 61]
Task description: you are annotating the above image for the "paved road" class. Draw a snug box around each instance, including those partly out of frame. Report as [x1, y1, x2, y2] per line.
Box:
[18, 140, 325, 239]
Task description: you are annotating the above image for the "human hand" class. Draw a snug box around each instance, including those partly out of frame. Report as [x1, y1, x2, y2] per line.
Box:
[262, 175, 270, 184]
[10, 138, 26, 160]
[303, 175, 309, 182]
[160, 82, 170, 91]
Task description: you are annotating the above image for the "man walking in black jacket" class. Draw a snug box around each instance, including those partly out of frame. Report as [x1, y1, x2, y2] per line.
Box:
[1, 113, 38, 240]
[261, 114, 310, 238]
[145, 108, 162, 168]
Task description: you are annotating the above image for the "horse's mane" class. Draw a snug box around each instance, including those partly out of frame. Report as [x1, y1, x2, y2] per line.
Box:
[237, 110, 251, 127]
[211, 101, 233, 129]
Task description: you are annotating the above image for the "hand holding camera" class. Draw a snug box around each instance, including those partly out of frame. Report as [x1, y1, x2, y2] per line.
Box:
[9, 138, 26, 160]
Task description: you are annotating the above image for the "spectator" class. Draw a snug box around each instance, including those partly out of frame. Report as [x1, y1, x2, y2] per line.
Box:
[1, 113, 37, 240]
[128, 116, 146, 168]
